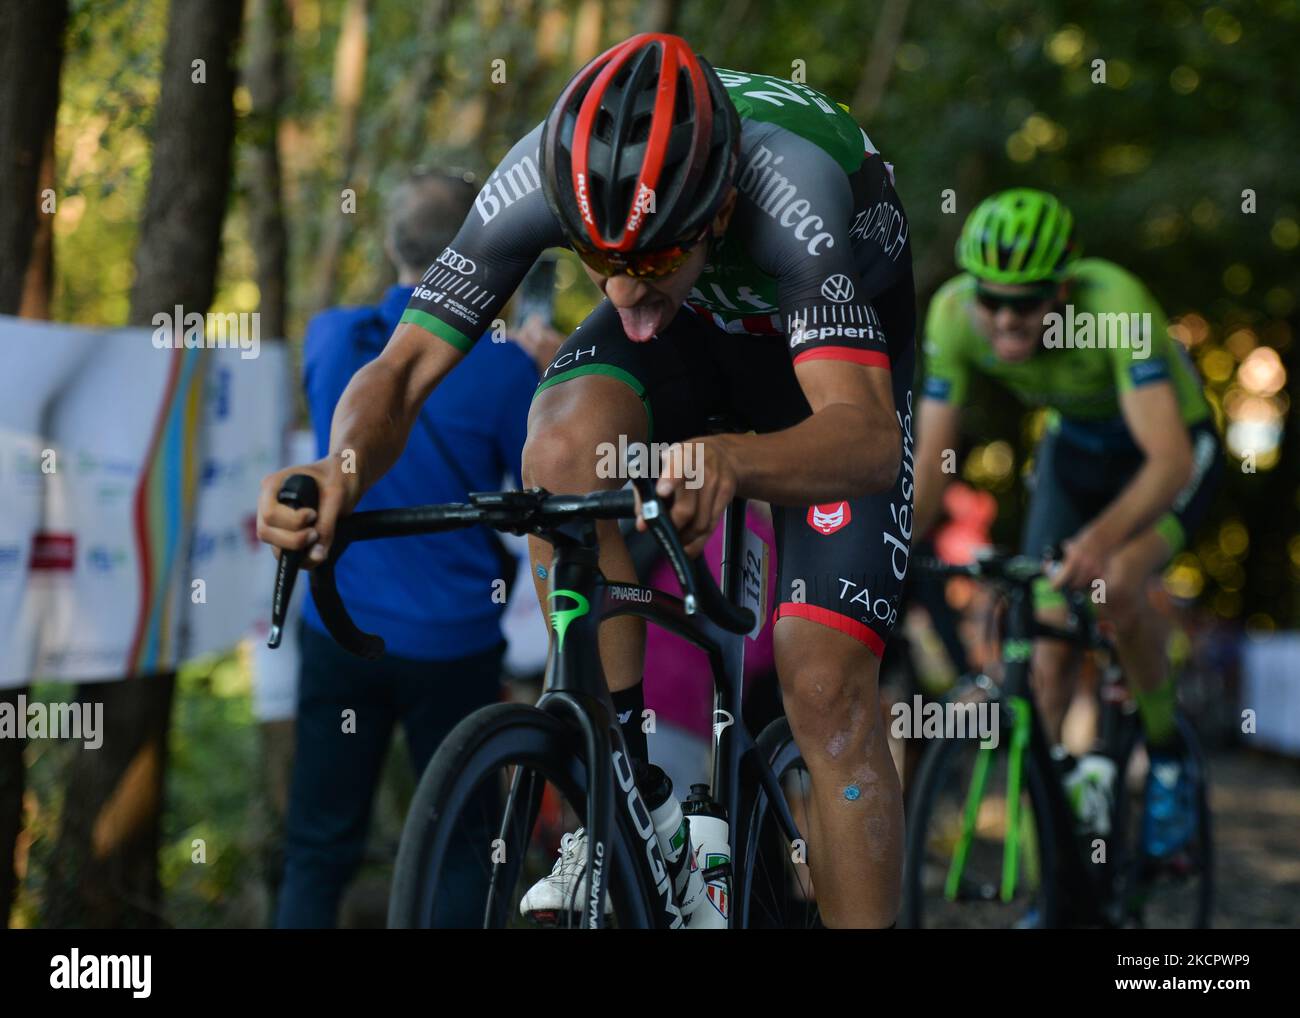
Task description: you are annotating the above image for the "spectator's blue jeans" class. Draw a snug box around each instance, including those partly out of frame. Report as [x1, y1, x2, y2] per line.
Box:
[275, 622, 503, 928]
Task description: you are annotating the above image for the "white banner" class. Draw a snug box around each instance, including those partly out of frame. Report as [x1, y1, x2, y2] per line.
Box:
[185, 349, 290, 663]
[1240, 632, 1300, 756]
[0, 316, 289, 687]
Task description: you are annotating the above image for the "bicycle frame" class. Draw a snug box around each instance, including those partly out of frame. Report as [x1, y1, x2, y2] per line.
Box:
[268, 472, 792, 929]
[941, 579, 1127, 921]
[522, 496, 801, 929]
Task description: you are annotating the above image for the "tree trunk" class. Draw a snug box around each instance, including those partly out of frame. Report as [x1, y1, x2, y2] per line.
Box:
[0, 689, 29, 927]
[394, 0, 459, 165]
[44, 678, 179, 928]
[637, 0, 677, 34]
[0, 0, 66, 929]
[44, 0, 244, 930]
[308, 0, 369, 315]
[242, 0, 295, 922]
[851, 0, 912, 122]
[0, 0, 67, 315]
[244, 0, 290, 341]
[311, 0, 463, 305]
[573, 0, 604, 63]
[127, 1, 244, 323]
[19, 135, 57, 319]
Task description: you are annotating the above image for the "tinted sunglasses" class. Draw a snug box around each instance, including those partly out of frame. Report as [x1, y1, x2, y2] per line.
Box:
[574, 226, 711, 280]
[975, 283, 1058, 314]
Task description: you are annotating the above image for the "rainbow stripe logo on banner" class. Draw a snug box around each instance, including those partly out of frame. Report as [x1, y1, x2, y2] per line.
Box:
[126, 347, 207, 675]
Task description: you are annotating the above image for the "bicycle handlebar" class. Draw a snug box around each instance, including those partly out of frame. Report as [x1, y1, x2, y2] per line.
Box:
[912, 550, 1047, 585]
[912, 548, 1109, 650]
[266, 474, 756, 659]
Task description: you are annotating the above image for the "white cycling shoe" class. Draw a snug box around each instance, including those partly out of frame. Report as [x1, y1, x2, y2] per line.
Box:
[520, 828, 613, 922]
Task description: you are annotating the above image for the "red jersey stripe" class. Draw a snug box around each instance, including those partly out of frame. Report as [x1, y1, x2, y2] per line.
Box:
[793, 346, 891, 370]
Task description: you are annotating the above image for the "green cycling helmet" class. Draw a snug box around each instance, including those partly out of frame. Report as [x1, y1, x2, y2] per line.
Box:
[956, 188, 1080, 284]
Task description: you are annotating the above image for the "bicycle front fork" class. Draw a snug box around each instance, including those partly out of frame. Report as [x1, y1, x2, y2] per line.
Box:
[944, 692, 1035, 903]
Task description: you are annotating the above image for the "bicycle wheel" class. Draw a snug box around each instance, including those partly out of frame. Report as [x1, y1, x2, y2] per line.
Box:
[901, 723, 1060, 928]
[1110, 713, 1214, 928]
[389, 702, 655, 928]
[734, 717, 822, 929]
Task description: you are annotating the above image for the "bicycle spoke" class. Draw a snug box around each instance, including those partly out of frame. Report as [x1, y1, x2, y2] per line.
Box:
[742, 747, 825, 929]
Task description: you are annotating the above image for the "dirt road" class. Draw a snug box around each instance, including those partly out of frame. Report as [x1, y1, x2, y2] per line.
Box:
[1209, 750, 1300, 928]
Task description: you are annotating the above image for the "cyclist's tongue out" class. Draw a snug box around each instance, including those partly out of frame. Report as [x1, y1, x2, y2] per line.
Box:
[616, 303, 666, 342]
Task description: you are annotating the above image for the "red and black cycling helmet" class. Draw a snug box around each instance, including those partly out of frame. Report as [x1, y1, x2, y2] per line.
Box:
[541, 33, 740, 268]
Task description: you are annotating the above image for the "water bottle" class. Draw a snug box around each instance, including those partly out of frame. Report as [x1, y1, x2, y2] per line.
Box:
[682, 783, 731, 929]
[638, 764, 707, 919]
[1063, 752, 1117, 837]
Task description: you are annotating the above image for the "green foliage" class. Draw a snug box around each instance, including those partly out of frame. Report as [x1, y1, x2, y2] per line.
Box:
[677, 0, 1299, 624]
[9, 684, 75, 929]
[160, 655, 259, 927]
[46, 0, 1300, 625]
[23, 0, 1297, 930]
[13, 661, 261, 929]
[53, 0, 166, 325]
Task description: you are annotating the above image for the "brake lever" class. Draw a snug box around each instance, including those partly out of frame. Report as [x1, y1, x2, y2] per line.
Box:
[629, 477, 699, 612]
[267, 474, 386, 659]
[629, 477, 755, 634]
[268, 473, 317, 648]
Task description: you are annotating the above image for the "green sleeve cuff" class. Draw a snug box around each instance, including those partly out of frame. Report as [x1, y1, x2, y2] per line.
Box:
[400, 308, 474, 353]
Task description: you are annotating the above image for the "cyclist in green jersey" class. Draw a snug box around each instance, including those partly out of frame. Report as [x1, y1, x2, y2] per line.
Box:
[912, 189, 1221, 861]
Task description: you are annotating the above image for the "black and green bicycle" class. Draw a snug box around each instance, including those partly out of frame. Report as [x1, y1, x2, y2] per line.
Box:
[268, 471, 822, 928]
[901, 550, 1213, 929]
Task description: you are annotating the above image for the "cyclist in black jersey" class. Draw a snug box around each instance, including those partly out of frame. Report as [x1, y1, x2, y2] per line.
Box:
[258, 33, 915, 928]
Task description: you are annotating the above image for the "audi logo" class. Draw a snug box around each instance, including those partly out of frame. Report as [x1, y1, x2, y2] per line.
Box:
[436, 248, 477, 275]
[820, 274, 855, 302]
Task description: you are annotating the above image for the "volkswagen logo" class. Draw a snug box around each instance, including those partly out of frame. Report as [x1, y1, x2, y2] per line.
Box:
[820, 274, 854, 302]
[436, 247, 477, 275]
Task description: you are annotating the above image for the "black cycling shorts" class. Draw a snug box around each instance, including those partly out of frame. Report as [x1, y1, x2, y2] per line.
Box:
[532, 299, 915, 657]
[1021, 418, 1223, 607]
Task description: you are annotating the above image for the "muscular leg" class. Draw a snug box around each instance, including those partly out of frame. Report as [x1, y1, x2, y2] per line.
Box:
[521, 373, 648, 694]
[1099, 529, 1178, 744]
[775, 616, 902, 928]
[1030, 615, 1080, 745]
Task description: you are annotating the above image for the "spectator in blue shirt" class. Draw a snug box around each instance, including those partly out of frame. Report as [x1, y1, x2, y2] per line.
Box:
[275, 170, 558, 927]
